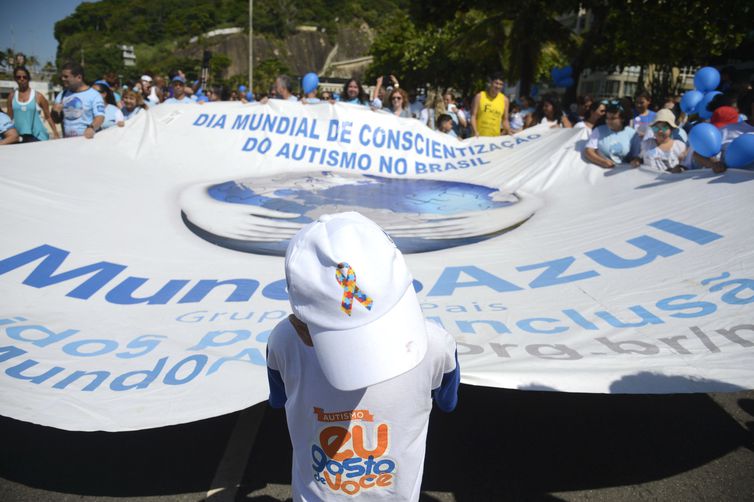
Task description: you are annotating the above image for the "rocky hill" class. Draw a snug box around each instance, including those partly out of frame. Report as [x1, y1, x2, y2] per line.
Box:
[183, 23, 375, 79]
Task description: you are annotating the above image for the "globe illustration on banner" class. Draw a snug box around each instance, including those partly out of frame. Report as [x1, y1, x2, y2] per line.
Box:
[180, 171, 536, 255]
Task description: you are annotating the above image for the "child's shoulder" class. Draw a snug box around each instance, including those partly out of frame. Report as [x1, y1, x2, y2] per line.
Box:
[268, 316, 298, 353]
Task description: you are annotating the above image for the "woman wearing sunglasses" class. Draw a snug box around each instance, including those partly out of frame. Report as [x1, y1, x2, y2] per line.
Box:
[630, 109, 688, 172]
[584, 100, 641, 168]
[5, 66, 59, 141]
[387, 87, 412, 118]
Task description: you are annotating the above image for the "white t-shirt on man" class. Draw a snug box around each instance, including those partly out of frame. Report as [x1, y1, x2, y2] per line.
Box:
[267, 318, 459, 501]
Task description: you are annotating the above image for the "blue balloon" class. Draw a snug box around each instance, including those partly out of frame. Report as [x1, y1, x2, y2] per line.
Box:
[238, 85, 247, 92]
[697, 91, 722, 120]
[561, 65, 573, 77]
[302, 72, 319, 94]
[530, 84, 539, 97]
[680, 90, 704, 114]
[556, 77, 574, 88]
[724, 134, 754, 169]
[245, 91, 254, 102]
[694, 66, 720, 93]
[689, 123, 723, 157]
[550, 67, 561, 82]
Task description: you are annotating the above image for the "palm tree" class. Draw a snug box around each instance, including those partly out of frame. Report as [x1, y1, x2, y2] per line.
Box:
[25, 54, 40, 73]
[1, 47, 15, 72]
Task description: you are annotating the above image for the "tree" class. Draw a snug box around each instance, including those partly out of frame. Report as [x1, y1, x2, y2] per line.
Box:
[209, 53, 232, 83]
[399, 0, 575, 95]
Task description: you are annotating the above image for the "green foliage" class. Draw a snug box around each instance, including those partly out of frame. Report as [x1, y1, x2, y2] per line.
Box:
[253, 59, 292, 94]
[368, 10, 505, 96]
[210, 53, 232, 81]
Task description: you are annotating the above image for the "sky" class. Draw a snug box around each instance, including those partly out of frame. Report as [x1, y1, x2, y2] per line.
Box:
[0, 0, 97, 65]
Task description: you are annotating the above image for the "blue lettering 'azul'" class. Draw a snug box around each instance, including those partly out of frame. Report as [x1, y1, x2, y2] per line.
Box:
[428, 266, 523, 297]
[585, 236, 682, 269]
[0, 220, 724, 305]
[517, 257, 599, 288]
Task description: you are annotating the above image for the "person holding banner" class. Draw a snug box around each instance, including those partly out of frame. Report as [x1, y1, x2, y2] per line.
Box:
[0, 111, 19, 145]
[387, 87, 413, 118]
[92, 81, 125, 129]
[692, 89, 754, 172]
[341, 78, 371, 106]
[267, 212, 459, 501]
[6, 66, 59, 141]
[584, 100, 641, 168]
[631, 109, 688, 172]
[471, 72, 511, 136]
[274, 75, 299, 102]
[51, 62, 105, 139]
[162, 76, 194, 104]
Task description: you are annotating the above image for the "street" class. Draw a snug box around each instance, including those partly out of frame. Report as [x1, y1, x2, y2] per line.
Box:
[1, 385, 753, 501]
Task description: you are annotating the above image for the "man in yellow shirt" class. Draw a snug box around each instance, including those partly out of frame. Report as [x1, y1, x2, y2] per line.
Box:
[471, 72, 511, 137]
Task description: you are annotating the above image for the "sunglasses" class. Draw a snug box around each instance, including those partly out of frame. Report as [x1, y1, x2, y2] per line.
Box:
[651, 124, 671, 133]
[602, 99, 623, 112]
[391, 96, 402, 101]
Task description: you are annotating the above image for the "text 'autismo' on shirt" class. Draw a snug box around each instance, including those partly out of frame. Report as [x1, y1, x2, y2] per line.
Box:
[266, 318, 459, 501]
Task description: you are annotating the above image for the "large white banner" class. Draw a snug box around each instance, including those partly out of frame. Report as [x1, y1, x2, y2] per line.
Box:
[1, 101, 753, 431]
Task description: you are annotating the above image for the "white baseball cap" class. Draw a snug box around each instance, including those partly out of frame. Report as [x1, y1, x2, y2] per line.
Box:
[285, 211, 428, 391]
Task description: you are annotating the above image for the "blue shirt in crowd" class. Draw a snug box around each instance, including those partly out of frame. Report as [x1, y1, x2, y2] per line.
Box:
[586, 125, 641, 164]
[0, 111, 15, 136]
[54, 87, 105, 137]
[163, 96, 193, 104]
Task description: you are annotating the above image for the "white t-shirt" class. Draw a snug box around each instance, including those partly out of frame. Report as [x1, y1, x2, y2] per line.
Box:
[573, 120, 591, 130]
[267, 318, 458, 501]
[640, 138, 687, 171]
[419, 108, 436, 129]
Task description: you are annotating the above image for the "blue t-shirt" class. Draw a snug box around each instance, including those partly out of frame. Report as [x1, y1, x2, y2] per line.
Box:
[0, 112, 16, 136]
[162, 96, 193, 104]
[633, 110, 657, 136]
[586, 125, 641, 164]
[55, 87, 105, 138]
[101, 104, 124, 129]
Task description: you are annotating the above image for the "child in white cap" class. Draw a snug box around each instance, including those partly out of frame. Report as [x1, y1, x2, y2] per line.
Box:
[266, 211, 459, 500]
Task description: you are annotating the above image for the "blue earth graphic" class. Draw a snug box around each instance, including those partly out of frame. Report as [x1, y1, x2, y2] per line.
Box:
[181, 171, 530, 255]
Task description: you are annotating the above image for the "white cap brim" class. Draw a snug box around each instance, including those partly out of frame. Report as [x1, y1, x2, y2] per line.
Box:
[309, 284, 428, 391]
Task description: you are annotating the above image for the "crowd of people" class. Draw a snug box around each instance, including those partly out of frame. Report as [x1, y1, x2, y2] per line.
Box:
[1, 62, 752, 172]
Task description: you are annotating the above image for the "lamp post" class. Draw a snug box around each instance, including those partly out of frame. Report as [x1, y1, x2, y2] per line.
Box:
[248, 0, 253, 89]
